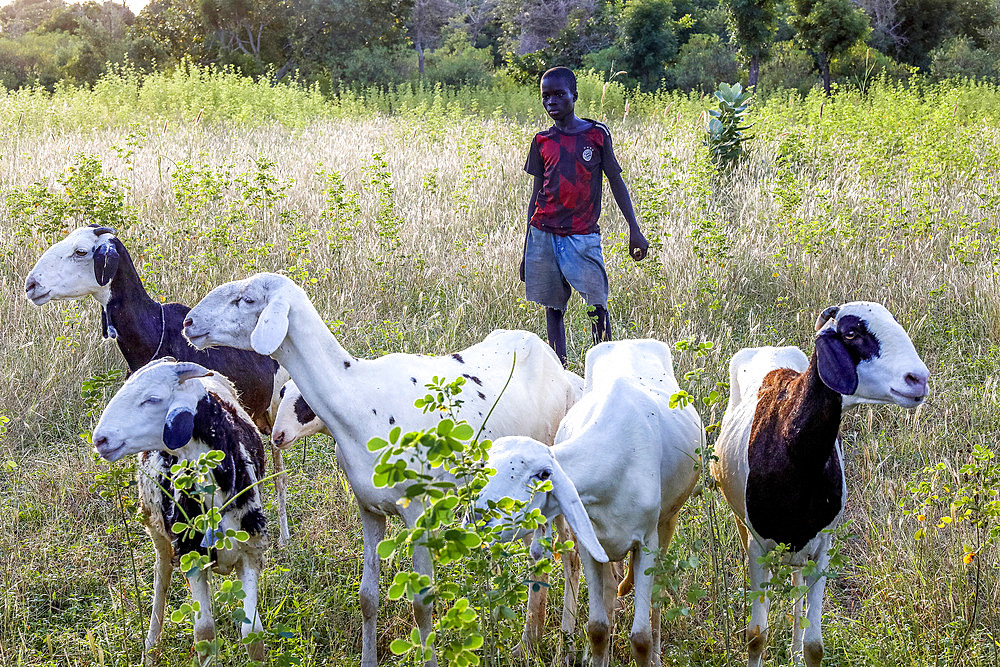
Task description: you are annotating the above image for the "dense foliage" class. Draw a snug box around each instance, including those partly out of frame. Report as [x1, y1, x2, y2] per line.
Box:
[0, 0, 997, 95]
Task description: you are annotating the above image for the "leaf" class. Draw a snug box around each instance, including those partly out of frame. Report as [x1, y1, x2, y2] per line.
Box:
[390, 638, 413, 655]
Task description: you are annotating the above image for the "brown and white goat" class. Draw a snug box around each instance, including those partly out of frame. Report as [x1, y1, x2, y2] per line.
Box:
[712, 302, 929, 667]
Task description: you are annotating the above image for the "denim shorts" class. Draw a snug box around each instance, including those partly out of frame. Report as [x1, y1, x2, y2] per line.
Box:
[524, 227, 609, 311]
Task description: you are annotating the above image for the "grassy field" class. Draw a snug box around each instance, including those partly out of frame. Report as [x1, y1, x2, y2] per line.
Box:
[1, 72, 1000, 666]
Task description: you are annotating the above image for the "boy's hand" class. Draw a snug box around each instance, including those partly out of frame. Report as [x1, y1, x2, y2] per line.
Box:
[629, 230, 649, 261]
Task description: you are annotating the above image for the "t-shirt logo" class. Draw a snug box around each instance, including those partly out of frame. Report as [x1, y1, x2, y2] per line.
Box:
[582, 146, 594, 162]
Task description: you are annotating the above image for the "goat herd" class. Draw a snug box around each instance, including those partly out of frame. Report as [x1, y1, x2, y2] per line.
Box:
[23, 224, 931, 667]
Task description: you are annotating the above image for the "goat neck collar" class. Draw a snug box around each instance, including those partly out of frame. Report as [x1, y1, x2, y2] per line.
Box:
[149, 302, 167, 361]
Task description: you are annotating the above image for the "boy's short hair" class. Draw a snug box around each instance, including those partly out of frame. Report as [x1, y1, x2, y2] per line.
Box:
[541, 67, 577, 95]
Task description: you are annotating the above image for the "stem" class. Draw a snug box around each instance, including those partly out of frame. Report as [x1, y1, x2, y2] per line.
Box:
[117, 489, 144, 663]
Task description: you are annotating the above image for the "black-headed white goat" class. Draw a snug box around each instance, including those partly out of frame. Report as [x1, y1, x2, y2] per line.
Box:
[92, 358, 268, 662]
[711, 302, 929, 667]
[475, 339, 703, 667]
[271, 380, 329, 449]
[25, 226, 292, 545]
[182, 272, 580, 667]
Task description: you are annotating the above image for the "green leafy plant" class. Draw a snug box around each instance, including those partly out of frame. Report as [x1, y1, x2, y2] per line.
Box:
[704, 82, 754, 172]
[367, 373, 570, 666]
[6, 153, 136, 239]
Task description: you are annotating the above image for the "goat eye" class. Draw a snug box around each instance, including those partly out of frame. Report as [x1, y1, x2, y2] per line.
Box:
[538, 470, 551, 480]
[843, 330, 857, 340]
[242, 296, 255, 305]
[74, 248, 88, 257]
[142, 397, 162, 406]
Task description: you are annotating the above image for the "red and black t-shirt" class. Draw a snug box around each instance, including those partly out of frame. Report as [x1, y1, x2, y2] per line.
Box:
[524, 119, 622, 236]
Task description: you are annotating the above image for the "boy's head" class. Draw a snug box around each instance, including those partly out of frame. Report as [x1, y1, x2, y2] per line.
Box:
[541, 67, 577, 96]
[540, 67, 577, 121]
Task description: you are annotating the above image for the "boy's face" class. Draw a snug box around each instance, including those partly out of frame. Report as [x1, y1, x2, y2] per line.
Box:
[540, 75, 576, 122]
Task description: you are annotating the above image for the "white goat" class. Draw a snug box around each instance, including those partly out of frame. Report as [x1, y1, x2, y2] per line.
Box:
[182, 272, 579, 667]
[25, 225, 293, 545]
[712, 302, 929, 667]
[271, 379, 330, 448]
[270, 370, 585, 450]
[476, 339, 703, 667]
[92, 358, 268, 662]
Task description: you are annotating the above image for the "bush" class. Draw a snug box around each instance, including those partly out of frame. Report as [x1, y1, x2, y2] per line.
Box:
[756, 39, 816, 95]
[667, 33, 742, 94]
[929, 36, 1000, 81]
[831, 43, 916, 90]
[0, 31, 83, 90]
[338, 45, 413, 88]
[423, 31, 495, 87]
[580, 46, 625, 78]
[621, 0, 679, 91]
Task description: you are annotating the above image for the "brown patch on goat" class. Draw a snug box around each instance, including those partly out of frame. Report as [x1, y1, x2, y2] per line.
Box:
[745, 360, 843, 552]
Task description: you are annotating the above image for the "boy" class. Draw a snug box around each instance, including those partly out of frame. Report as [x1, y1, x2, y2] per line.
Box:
[520, 66, 648, 366]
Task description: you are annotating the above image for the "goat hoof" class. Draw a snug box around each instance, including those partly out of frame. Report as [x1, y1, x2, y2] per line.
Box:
[804, 641, 823, 666]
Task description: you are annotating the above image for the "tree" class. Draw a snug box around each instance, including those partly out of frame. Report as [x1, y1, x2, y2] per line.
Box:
[0, 0, 67, 38]
[726, 0, 777, 88]
[410, 0, 458, 74]
[199, 0, 286, 66]
[889, 0, 996, 68]
[621, 0, 677, 91]
[790, 0, 869, 94]
[499, 0, 594, 55]
[132, 0, 206, 66]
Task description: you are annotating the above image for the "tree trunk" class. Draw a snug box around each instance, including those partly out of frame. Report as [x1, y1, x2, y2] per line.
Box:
[749, 53, 760, 90]
[820, 52, 831, 96]
[416, 25, 425, 75]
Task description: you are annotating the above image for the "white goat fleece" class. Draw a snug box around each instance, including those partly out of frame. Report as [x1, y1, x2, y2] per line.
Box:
[183, 272, 579, 667]
[272, 368, 583, 449]
[711, 301, 929, 667]
[477, 339, 703, 667]
[92, 359, 267, 662]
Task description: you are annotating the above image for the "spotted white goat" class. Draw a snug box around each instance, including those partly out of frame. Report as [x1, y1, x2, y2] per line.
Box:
[271, 380, 330, 448]
[711, 302, 929, 667]
[270, 370, 585, 450]
[92, 358, 268, 661]
[475, 339, 703, 667]
[182, 272, 579, 667]
[25, 226, 292, 545]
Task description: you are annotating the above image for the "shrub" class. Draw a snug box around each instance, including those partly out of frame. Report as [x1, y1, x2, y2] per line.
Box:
[929, 36, 1000, 81]
[338, 44, 413, 88]
[667, 33, 742, 94]
[756, 39, 816, 95]
[423, 31, 495, 87]
[831, 43, 917, 90]
[0, 31, 83, 90]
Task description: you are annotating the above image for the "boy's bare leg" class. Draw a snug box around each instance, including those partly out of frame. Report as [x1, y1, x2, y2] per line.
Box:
[546, 307, 568, 367]
[589, 305, 611, 345]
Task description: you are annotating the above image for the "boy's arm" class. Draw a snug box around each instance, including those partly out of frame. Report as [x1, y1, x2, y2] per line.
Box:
[520, 174, 544, 281]
[606, 170, 649, 261]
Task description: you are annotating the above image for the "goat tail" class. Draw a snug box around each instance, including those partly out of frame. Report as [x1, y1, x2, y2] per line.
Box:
[616, 555, 635, 598]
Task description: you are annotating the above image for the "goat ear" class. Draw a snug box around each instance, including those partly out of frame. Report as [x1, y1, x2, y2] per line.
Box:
[548, 462, 609, 563]
[250, 297, 290, 356]
[163, 406, 195, 450]
[93, 241, 120, 286]
[175, 363, 213, 384]
[815, 331, 858, 395]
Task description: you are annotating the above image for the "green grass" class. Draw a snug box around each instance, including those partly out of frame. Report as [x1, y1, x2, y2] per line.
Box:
[1, 71, 999, 665]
